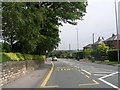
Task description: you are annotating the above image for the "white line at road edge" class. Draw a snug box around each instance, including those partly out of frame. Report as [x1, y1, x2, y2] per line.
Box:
[99, 72, 120, 89]
[81, 69, 91, 75]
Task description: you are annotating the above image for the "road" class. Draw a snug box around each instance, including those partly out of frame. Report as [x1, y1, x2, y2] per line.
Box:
[2, 58, 119, 89]
[41, 58, 119, 89]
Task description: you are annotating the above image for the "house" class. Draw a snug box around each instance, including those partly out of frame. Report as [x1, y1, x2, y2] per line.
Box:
[83, 44, 93, 50]
[104, 34, 120, 49]
[83, 37, 104, 50]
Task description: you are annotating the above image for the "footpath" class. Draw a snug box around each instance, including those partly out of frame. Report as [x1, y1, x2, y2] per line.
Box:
[2, 61, 52, 88]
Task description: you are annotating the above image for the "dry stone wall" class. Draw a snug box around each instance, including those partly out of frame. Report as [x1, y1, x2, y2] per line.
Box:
[0, 59, 45, 87]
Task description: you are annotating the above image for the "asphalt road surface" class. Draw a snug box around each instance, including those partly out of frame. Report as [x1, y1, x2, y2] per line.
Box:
[2, 58, 119, 89]
[41, 58, 119, 89]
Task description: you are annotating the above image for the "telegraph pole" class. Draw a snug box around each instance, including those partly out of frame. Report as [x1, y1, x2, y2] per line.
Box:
[76, 28, 79, 50]
[115, 0, 120, 62]
[92, 33, 95, 49]
[69, 44, 71, 51]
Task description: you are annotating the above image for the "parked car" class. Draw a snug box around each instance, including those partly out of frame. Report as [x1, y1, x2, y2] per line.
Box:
[52, 56, 57, 61]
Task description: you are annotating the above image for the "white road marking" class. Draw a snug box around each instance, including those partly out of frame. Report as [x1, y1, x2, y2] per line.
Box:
[94, 74, 107, 76]
[81, 69, 91, 75]
[93, 72, 113, 74]
[99, 72, 119, 89]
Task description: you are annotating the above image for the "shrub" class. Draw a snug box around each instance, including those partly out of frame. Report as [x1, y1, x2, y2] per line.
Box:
[1, 52, 46, 62]
[76, 51, 84, 59]
[16, 53, 25, 60]
[108, 49, 120, 61]
[4, 53, 20, 61]
[0, 53, 11, 62]
[23, 54, 33, 60]
[40, 55, 46, 60]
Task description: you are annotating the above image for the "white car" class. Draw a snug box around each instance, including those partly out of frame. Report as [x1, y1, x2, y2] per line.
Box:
[52, 57, 57, 61]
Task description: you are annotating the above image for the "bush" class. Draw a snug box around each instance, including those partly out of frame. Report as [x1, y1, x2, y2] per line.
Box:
[4, 53, 20, 61]
[23, 54, 33, 60]
[0, 53, 11, 62]
[76, 51, 84, 60]
[1, 52, 46, 62]
[16, 53, 25, 60]
[108, 49, 120, 61]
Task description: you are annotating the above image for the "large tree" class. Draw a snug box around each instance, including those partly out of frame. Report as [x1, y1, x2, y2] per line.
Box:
[2, 2, 87, 54]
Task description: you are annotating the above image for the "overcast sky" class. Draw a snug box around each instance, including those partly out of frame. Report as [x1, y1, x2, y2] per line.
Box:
[58, 0, 120, 50]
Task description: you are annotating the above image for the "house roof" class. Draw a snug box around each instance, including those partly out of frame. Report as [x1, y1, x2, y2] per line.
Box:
[83, 44, 93, 48]
[105, 34, 120, 41]
[94, 37, 104, 45]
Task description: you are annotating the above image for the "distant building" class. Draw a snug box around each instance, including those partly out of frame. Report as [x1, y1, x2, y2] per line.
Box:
[104, 34, 120, 49]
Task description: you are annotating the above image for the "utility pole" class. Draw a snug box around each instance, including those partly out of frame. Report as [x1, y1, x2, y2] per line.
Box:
[76, 28, 79, 50]
[115, 0, 120, 62]
[92, 33, 95, 49]
[69, 44, 71, 51]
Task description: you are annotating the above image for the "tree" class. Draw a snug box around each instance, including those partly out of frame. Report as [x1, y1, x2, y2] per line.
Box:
[94, 43, 109, 61]
[84, 48, 93, 59]
[2, 2, 87, 54]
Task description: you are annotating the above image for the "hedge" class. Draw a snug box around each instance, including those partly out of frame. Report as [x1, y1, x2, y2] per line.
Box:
[75, 51, 84, 59]
[108, 49, 120, 61]
[0, 52, 46, 63]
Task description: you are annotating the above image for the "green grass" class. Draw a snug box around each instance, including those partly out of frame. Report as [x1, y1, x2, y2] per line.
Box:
[98, 61, 120, 65]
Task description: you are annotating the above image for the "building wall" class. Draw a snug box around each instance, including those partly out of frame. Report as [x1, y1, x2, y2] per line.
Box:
[113, 40, 120, 49]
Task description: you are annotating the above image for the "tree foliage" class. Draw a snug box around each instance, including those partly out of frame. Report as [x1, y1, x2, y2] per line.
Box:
[93, 43, 109, 60]
[2, 2, 87, 54]
[84, 48, 93, 59]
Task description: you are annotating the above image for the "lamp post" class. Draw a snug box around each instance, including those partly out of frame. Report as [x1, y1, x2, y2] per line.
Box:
[76, 28, 80, 61]
[76, 28, 79, 50]
[114, 0, 120, 62]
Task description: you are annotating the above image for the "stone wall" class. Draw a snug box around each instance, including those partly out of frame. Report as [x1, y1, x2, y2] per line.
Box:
[0, 59, 45, 87]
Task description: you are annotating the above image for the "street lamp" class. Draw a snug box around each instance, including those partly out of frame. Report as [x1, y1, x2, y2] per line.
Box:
[114, 0, 120, 62]
[76, 28, 79, 50]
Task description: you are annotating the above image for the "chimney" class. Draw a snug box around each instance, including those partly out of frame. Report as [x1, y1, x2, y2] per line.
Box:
[98, 37, 101, 41]
[102, 37, 104, 40]
[112, 34, 115, 37]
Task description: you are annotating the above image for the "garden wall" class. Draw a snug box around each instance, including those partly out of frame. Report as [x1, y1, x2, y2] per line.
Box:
[0, 59, 45, 87]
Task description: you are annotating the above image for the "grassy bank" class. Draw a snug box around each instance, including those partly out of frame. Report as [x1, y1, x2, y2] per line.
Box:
[97, 61, 120, 65]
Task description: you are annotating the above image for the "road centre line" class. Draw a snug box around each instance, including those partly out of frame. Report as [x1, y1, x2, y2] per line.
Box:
[81, 69, 91, 75]
[99, 72, 119, 89]
[41, 62, 59, 88]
